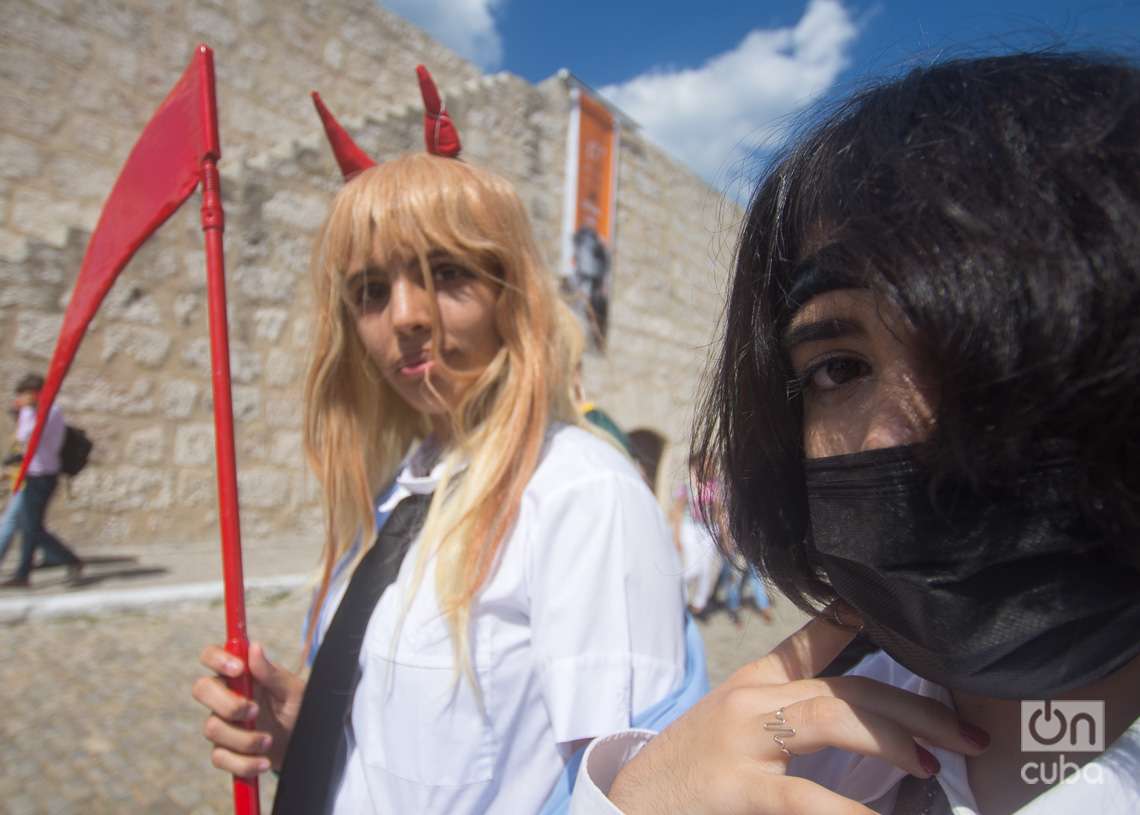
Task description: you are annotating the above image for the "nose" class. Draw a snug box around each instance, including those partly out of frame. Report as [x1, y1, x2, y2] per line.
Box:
[388, 274, 431, 337]
[859, 382, 933, 452]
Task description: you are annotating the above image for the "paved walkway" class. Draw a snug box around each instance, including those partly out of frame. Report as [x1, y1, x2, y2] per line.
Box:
[0, 543, 806, 814]
[0, 538, 319, 623]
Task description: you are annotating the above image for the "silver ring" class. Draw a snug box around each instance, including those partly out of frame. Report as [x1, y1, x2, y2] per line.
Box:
[763, 707, 796, 757]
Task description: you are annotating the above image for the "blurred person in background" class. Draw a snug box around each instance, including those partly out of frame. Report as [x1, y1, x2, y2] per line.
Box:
[1, 373, 82, 588]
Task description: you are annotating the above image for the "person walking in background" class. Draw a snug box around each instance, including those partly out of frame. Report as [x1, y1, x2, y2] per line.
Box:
[721, 556, 774, 627]
[1, 374, 83, 588]
[0, 417, 27, 571]
[671, 453, 725, 618]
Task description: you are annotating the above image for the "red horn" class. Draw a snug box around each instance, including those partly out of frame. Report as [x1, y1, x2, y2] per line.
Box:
[416, 65, 462, 158]
[311, 91, 378, 180]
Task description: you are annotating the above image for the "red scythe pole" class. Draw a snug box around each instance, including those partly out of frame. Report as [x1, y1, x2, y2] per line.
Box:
[195, 47, 260, 815]
[10, 44, 259, 813]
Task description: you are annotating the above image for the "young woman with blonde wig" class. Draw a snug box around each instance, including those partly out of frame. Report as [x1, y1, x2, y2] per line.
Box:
[192, 68, 686, 815]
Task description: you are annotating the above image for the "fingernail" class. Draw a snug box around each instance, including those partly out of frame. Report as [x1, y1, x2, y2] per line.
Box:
[259, 735, 272, 751]
[959, 721, 991, 749]
[258, 759, 271, 773]
[246, 703, 259, 720]
[916, 745, 941, 776]
[226, 658, 243, 673]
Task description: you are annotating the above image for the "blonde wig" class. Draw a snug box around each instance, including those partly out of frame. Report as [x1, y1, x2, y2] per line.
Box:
[303, 153, 584, 676]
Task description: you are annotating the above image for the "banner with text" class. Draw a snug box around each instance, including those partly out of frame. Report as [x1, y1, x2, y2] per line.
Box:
[561, 85, 620, 351]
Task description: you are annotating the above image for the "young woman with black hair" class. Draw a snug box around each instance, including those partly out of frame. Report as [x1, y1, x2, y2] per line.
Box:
[569, 51, 1140, 815]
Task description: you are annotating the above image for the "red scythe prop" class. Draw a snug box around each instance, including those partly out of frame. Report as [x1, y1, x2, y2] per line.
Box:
[15, 46, 260, 815]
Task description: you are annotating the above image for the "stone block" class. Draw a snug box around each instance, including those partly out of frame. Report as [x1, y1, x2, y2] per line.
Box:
[262, 191, 328, 232]
[236, 0, 266, 26]
[291, 316, 314, 350]
[264, 397, 301, 428]
[10, 188, 96, 247]
[125, 426, 167, 465]
[174, 423, 215, 467]
[323, 38, 344, 69]
[104, 46, 138, 84]
[182, 338, 260, 383]
[186, 4, 238, 46]
[173, 293, 201, 327]
[0, 135, 43, 181]
[159, 379, 199, 418]
[69, 466, 172, 511]
[66, 375, 155, 416]
[231, 385, 261, 422]
[233, 264, 296, 304]
[14, 311, 63, 358]
[5, 6, 92, 67]
[237, 466, 290, 509]
[101, 325, 173, 369]
[0, 231, 29, 263]
[252, 308, 289, 342]
[77, 0, 143, 40]
[264, 348, 301, 387]
[176, 468, 215, 507]
[270, 431, 303, 465]
[0, 283, 56, 310]
[98, 284, 162, 325]
[46, 156, 118, 202]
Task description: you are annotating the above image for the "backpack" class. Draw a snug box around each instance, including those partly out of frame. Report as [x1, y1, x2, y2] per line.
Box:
[60, 425, 94, 477]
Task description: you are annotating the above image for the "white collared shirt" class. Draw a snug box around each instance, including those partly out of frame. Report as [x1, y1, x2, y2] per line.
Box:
[569, 649, 1140, 814]
[323, 424, 686, 814]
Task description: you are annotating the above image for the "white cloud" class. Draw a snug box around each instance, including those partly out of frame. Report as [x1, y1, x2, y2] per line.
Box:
[600, 0, 860, 192]
[381, 0, 505, 69]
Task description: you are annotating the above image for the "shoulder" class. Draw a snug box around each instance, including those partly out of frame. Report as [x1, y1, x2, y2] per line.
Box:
[525, 423, 646, 501]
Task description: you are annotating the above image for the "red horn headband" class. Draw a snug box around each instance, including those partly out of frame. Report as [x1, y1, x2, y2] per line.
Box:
[416, 64, 462, 157]
[312, 65, 462, 182]
[310, 91, 377, 181]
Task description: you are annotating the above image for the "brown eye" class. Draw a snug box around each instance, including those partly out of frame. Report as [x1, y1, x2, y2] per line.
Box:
[807, 356, 871, 391]
[347, 276, 389, 312]
[432, 263, 473, 285]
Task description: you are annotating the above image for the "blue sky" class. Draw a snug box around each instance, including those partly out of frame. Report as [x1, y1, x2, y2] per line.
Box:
[382, 1, 1140, 192]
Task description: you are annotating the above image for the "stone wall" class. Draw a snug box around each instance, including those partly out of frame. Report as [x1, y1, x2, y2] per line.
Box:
[0, 0, 740, 552]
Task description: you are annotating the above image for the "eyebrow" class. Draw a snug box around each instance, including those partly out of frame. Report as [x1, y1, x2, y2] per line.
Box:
[782, 317, 867, 351]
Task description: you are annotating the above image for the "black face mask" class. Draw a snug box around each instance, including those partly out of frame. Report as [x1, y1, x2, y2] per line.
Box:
[804, 444, 1140, 698]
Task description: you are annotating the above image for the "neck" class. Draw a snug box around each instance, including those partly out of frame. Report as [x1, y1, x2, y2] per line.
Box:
[429, 414, 453, 446]
[949, 652, 1140, 815]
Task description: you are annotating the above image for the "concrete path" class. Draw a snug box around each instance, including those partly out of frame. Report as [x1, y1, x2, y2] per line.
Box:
[0, 539, 807, 814]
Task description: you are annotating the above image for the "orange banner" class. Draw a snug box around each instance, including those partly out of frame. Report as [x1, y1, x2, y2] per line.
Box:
[575, 93, 616, 242]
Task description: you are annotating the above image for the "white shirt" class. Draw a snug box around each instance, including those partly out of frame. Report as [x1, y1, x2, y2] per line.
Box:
[16, 403, 65, 476]
[325, 424, 687, 814]
[569, 650, 1140, 814]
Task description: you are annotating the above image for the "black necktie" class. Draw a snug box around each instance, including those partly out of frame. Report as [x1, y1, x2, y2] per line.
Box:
[273, 492, 433, 815]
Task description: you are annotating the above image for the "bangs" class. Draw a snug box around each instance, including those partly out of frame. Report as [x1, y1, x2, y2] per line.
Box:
[326, 154, 519, 283]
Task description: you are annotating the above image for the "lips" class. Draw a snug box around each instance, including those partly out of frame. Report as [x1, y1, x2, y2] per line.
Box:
[395, 350, 433, 376]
